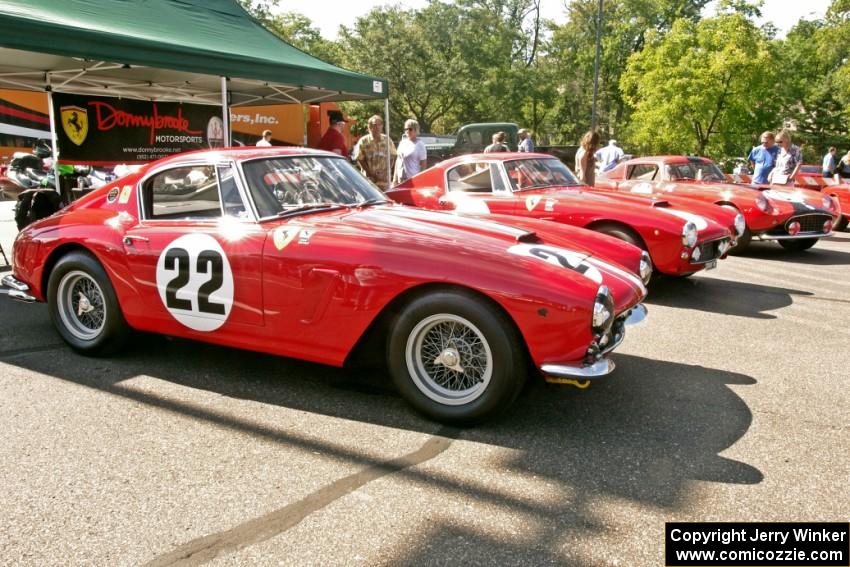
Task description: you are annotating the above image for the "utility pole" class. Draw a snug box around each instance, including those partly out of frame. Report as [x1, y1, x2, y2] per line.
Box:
[591, 0, 603, 130]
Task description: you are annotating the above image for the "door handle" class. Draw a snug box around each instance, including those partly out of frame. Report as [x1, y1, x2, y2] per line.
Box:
[123, 235, 149, 246]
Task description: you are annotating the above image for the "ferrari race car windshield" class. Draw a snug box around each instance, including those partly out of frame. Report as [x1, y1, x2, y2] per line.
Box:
[667, 161, 726, 182]
[504, 158, 582, 191]
[241, 155, 388, 218]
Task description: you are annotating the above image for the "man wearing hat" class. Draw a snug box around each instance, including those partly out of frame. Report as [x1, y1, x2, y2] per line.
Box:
[318, 110, 348, 156]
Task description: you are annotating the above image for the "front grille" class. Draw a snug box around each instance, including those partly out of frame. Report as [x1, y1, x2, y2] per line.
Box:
[791, 214, 831, 234]
[691, 237, 729, 264]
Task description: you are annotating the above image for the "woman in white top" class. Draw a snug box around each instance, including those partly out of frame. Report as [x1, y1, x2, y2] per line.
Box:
[394, 119, 427, 184]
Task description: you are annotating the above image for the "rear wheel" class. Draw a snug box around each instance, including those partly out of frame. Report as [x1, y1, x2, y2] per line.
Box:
[387, 291, 526, 425]
[48, 251, 129, 355]
[778, 238, 818, 252]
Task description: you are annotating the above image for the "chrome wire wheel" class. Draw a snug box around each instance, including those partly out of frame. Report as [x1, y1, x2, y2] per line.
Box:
[56, 270, 107, 341]
[405, 313, 494, 406]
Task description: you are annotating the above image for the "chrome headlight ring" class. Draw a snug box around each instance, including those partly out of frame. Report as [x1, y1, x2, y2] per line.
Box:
[733, 212, 746, 236]
[591, 285, 614, 336]
[639, 250, 653, 285]
[681, 221, 698, 248]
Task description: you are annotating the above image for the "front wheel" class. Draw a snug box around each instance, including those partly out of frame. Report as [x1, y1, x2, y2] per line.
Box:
[834, 216, 848, 232]
[48, 251, 130, 355]
[387, 291, 527, 425]
[778, 238, 818, 252]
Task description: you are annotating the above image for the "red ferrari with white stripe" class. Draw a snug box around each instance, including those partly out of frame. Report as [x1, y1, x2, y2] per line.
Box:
[388, 153, 739, 277]
[3, 147, 649, 424]
[597, 156, 839, 252]
[732, 166, 850, 232]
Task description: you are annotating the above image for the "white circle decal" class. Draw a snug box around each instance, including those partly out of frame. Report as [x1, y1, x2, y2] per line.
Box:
[156, 233, 234, 331]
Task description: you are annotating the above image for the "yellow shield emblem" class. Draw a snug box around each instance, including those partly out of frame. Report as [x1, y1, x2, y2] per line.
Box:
[61, 106, 88, 146]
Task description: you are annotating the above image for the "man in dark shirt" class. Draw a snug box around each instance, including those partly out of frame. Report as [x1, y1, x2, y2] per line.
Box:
[317, 110, 348, 156]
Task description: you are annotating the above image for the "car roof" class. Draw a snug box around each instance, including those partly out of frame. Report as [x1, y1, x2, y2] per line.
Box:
[435, 152, 559, 169]
[148, 146, 339, 166]
[623, 155, 713, 165]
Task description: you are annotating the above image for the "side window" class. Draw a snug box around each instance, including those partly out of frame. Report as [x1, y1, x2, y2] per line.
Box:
[628, 164, 658, 181]
[146, 165, 221, 220]
[217, 165, 247, 218]
[447, 163, 493, 193]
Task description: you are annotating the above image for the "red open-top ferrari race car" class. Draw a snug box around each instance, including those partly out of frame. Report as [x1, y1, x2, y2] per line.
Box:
[3, 147, 650, 424]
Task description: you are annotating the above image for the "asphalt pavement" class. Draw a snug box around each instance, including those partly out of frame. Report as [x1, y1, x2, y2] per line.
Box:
[0, 229, 848, 566]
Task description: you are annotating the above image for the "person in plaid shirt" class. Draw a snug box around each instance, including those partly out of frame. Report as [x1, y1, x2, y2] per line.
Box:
[355, 115, 396, 190]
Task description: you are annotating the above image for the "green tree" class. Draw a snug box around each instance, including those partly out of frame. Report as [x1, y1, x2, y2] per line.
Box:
[547, 0, 710, 143]
[621, 12, 779, 157]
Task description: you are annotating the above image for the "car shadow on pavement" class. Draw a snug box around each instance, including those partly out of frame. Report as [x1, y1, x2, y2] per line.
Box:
[646, 275, 811, 319]
[0, 300, 761, 565]
[737, 238, 850, 265]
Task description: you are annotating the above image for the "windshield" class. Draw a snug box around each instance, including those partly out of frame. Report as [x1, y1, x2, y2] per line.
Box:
[241, 156, 387, 218]
[667, 161, 726, 182]
[503, 158, 581, 191]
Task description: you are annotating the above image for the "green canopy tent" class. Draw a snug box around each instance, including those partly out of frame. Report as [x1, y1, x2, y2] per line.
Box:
[0, 0, 391, 181]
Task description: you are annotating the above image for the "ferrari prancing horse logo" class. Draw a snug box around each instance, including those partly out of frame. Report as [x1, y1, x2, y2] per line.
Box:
[60, 105, 88, 146]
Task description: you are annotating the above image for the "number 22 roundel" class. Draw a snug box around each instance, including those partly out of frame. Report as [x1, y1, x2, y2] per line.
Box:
[155, 234, 234, 332]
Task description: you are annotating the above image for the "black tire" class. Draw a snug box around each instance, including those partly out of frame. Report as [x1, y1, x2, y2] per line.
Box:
[834, 216, 848, 232]
[728, 227, 752, 254]
[387, 290, 527, 425]
[778, 238, 818, 252]
[594, 223, 645, 250]
[47, 251, 130, 355]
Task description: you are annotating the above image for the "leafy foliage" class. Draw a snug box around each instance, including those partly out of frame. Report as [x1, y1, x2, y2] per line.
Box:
[236, 0, 849, 163]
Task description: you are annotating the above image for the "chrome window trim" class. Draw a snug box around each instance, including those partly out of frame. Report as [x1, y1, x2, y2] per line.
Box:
[443, 160, 512, 196]
[135, 158, 257, 223]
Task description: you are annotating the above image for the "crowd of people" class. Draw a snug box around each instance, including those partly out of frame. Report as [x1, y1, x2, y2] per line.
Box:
[257, 111, 849, 190]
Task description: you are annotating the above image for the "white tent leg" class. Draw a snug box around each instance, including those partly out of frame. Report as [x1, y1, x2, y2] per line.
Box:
[220, 76, 230, 147]
[45, 83, 61, 199]
[384, 98, 391, 188]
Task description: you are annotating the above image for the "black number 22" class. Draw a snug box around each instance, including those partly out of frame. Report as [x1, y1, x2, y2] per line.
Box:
[164, 248, 226, 315]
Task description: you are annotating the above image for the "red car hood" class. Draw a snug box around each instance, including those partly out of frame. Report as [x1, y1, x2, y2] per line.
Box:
[266, 205, 646, 313]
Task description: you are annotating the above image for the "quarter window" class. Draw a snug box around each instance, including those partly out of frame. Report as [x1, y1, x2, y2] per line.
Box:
[447, 163, 495, 193]
[628, 165, 658, 181]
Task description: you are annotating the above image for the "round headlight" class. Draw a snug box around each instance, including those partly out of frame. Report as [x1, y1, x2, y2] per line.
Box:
[734, 213, 746, 237]
[787, 221, 800, 236]
[639, 251, 653, 285]
[756, 194, 770, 213]
[592, 285, 614, 335]
[681, 221, 698, 248]
[822, 195, 836, 211]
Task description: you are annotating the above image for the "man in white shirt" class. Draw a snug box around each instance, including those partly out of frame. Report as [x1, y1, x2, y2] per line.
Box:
[256, 130, 272, 147]
[594, 139, 624, 172]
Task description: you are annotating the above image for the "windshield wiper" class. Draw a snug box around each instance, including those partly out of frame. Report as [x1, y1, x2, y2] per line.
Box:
[274, 203, 345, 219]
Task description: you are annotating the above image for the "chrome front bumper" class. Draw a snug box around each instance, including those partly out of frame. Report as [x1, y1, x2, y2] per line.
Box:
[2, 274, 36, 303]
[540, 304, 647, 382]
[756, 232, 834, 240]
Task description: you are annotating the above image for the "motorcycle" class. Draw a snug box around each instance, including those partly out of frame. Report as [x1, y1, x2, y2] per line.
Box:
[0, 140, 53, 200]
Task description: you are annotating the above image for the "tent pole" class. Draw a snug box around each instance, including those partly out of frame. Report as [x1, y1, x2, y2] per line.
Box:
[384, 98, 391, 188]
[303, 103, 308, 146]
[220, 76, 230, 147]
[45, 78, 61, 200]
